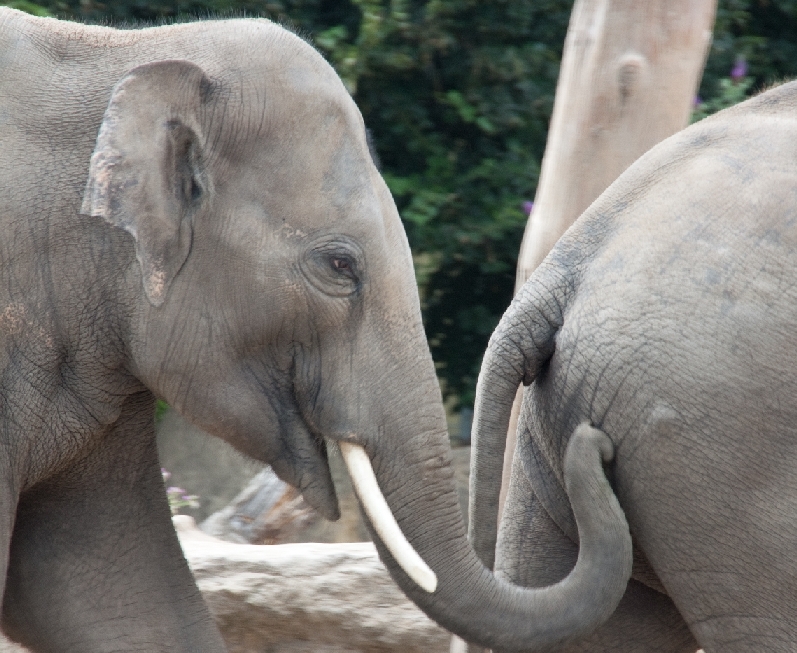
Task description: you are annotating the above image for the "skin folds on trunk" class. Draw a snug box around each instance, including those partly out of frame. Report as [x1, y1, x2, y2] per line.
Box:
[359, 416, 632, 651]
[343, 307, 633, 650]
[340, 442, 437, 593]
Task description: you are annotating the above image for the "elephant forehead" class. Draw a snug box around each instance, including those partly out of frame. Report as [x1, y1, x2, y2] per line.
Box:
[225, 37, 357, 128]
[216, 151, 384, 243]
[205, 84, 369, 200]
[208, 111, 389, 248]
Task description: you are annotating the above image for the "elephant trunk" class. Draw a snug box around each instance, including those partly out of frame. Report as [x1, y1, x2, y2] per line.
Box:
[343, 265, 632, 650]
[345, 405, 632, 650]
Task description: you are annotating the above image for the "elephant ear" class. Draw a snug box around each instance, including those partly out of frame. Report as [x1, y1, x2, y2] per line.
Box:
[82, 59, 215, 306]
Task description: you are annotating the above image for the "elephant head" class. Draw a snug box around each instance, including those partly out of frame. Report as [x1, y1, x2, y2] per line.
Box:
[80, 47, 447, 587]
[78, 25, 629, 650]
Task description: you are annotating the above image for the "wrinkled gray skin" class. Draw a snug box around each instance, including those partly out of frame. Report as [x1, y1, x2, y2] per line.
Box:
[469, 81, 797, 653]
[0, 8, 636, 653]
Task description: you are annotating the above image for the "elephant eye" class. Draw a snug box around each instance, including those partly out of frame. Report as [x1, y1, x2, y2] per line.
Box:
[301, 237, 364, 298]
[330, 256, 357, 281]
[329, 255, 359, 283]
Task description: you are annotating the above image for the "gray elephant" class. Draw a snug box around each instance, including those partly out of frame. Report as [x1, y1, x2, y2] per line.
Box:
[467, 80, 797, 652]
[0, 8, 626, 653]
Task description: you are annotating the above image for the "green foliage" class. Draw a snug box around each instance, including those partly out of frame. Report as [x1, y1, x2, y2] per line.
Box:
[338, 0, 571, 407]
[692, 75, 755, 123]
[16, 0, 797, 409]
[154, 399, 170, 423]
[690, 1, 797, 126]
[0, 1, 51, 16]
[702, 0, 797, 99]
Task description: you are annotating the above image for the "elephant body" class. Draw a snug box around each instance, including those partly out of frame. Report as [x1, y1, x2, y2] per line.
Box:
[470, 81, 797, 652]
[9, 7, 768, 652]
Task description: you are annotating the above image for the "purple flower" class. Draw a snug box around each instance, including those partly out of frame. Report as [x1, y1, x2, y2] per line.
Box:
[522, 201, 534, 216]
[731, 56, 747, 81]
[693, 95, 703, 108]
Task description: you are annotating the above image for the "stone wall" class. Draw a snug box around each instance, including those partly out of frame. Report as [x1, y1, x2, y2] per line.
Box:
[176, 517, 451, 653]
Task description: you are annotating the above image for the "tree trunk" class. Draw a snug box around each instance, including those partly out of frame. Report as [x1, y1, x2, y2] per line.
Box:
[458, 2, 716, 651]
[500, 0, 717, 510]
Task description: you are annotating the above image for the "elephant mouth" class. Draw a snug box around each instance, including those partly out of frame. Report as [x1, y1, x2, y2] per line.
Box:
[249, 363, 341, 522]
[283, 370, 437, 594]
[286, 414, 341, 522]
[287, 404, 436, 593]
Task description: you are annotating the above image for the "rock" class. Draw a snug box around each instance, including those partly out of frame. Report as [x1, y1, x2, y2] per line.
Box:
[176, 516, 451, 653]
[157, 410, 372, 542]
[201, 467, 319, 544]
[0, 638, 29, 652]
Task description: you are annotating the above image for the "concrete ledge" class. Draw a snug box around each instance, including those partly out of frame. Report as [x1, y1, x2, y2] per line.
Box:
[176, 516, 450, 653]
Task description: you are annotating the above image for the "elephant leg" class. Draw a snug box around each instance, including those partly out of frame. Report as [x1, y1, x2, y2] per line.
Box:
[1, 393, 226, 653]
[492, 453, 698, 653]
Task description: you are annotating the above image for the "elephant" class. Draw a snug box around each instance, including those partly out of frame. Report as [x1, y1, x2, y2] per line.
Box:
[466, 80, 797, 653]
[0, 7, 631, 653]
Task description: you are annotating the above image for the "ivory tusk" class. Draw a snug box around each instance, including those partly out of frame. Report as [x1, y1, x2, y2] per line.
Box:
[339, 442, 438, 593]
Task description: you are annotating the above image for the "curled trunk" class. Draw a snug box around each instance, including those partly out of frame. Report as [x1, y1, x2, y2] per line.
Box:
[350, 419, 632, 650]
[342, 272, 634, 649]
